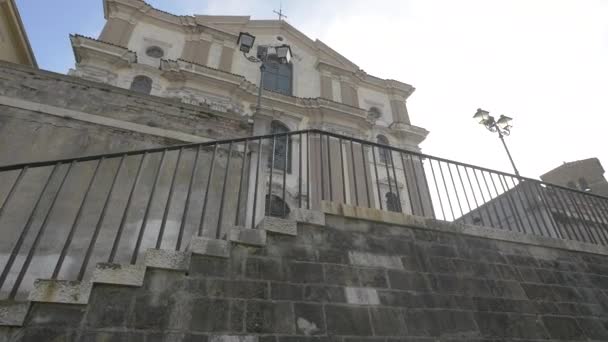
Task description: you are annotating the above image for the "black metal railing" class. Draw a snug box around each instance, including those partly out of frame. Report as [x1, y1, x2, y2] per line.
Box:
[1, 129, 608, 299]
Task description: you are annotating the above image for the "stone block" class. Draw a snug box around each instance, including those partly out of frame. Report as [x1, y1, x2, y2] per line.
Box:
[144, 248, 191, 271]
[345, 287, 380, 305]
[0, 301, 30, 326]
[189, 237, 231, 258]
[369, 307, 406, 336]
[209, 336, 257, 342]
[190, 298, 230, 332]
[246, 301, 294, 334]
[325, 305, 372, 335]
[324, 264, 359, 286]
[229, 228, 267, 247]
[92, 263, 145, 287]
[245, 257, 284, 281]
[348, 251, 404, 270]
[207, 279, 268, 299]
[294, 303, 325, 335]
[286, 262, 324, 283]
[28, 279, 91, 304]
[27, 303, 85, 328]
[303, 285, 346, 303]
[85, 285, 137, 328]
[288, 209, 326, 226]
[271, 282, 303, 301]
[258, 216, 298, 236]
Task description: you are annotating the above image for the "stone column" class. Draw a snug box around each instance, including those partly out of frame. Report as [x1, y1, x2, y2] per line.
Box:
[99, 17, 135, 46]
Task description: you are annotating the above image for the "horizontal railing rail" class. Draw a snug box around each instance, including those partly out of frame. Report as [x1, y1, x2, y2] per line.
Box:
[1, 129, 607, 300]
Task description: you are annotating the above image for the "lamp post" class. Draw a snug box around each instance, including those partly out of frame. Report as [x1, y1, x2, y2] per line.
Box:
[237, 32, 292, 115]
[473, 108, 520, 176]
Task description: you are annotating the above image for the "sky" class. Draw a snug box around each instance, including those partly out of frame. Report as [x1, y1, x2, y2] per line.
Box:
[16, 0, 608, 180]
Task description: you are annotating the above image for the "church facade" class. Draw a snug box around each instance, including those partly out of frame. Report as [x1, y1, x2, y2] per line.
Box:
[67, 0, 430, 217]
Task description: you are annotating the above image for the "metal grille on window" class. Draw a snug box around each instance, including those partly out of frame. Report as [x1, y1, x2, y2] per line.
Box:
[269, 121, 291, 172]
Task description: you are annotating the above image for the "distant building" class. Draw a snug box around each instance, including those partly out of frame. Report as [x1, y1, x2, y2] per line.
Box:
[541, 158, 608, 197]
[0, 0, 36, 67]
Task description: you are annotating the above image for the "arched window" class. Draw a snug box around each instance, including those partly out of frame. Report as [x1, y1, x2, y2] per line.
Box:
[265, 194, 290, 218]
[377, 135, 392, 165]
[262, 61, 293, 96]
[130, 75, 152, 95]
[269, 121, 291, 172]
[579, 178, 590, 191]
[386, 192, 401, 212]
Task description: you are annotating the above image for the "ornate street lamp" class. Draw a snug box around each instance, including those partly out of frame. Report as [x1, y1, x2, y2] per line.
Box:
[237, 32, 293, 114]
[473, 108, 520, 176]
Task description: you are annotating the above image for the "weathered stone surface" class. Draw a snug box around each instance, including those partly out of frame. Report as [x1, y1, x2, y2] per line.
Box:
[209, 336, 258, 342]
[189, 237, 231, 258]
[144, 248, 191, 271]
[0, 301, 29, 326]
[229, 228, 267, 247]
[92, 263, 146, 287]
[28, 280, 91, 304]
[348, 251, 404, 270]
[288, 209, 326, 226]
[344, 287, 380, 305]
[258, 216, 298, 236]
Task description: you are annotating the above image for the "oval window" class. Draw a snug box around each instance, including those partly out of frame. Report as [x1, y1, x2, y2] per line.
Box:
[146, 46, 164, 58]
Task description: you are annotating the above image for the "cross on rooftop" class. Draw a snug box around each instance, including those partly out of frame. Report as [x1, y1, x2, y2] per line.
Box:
[273, 3, 287, 21]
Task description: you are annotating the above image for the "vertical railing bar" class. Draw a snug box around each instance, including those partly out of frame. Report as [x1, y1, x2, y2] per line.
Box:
[79, 155, 125, 279]
[350, 140, 360, 207]
[299, 133, 303, 209]
[252, 138, 263, 228]
[339, 138, 347, 204]
[0, 163, 59, 290]
[9, 161, 75, 299]
[306, 133, 310, 210]
[199, 144, 218, 236]
[463, 167, 483, 226]
[320, 133, 325, 202]
[282, 135, 288, 217]
[400, 153, 416, 216]
[438, 161, 456, 221]
[455, 165, 472, 215]
[446, 163, 464, 218]
[177, 146, 201, 250]
[417, 156, 436, 218]
[361, 144, 371, 208]
[109, 153, 147, 263]
[552, 187, 580, 242]
[409, 155, 425, 217]
[267, 137, 276, 216]
[566, 191, 597, 244]
[591, 196, 608, 244]
[484, 171, 509, 230]
[534, 184, 563, 239]
[0, 167, 27, 222]
[383, 146, 394, 210]
[235, 141, 249, 226]
[131, 150, 166, 264]
[428, 158, 446, 220]
[371, 145, 382, 210]
[581, 194, 607, 245]
[475, 168, 497, 229]
[389, 151, 402, 212]
[517, 178, 547, 236]
[326, 135, 334, 202]
[216, 142, 234, 239]
[498, 175, 526, 234]
[157, 148, 183, 249]
[52, 158, 103, 279]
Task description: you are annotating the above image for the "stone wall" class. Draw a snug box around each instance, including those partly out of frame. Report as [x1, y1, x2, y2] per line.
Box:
[0, 61, 250, 165]
[4, 213, 608, 341]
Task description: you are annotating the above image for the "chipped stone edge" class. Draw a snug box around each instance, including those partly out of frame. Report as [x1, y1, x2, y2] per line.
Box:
[92, 263, 146, 287]
[144, 248, 191, 271]
[288, 208, 326, 226]
[28, 280, 91, 305]
[323, 201, 608, 257]
[228, 227, 267, 247]
[0, 301, 30, 327]
[258, 216, 298, 236]
[189, 237, 231, 258]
